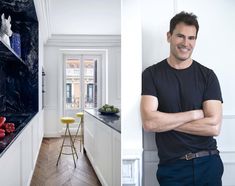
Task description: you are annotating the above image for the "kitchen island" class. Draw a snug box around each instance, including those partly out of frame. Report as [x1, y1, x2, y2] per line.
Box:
[85, 108, 121, 133]
[84, 109, 121, 186]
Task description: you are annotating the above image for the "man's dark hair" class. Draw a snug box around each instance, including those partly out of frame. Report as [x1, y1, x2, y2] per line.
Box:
[169, 11, 199, 38]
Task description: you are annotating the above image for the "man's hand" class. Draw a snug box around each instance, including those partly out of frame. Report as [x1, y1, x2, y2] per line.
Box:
[192, 110, 204, 121]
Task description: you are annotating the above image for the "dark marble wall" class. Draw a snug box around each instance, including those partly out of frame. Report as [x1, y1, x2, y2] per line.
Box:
[0, 0, 37, 22]
[0, 0, 38, 114]
[0, 65, 6, 113]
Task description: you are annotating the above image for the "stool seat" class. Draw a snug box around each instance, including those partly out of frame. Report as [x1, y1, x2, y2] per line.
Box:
[61, 117, 75, 124]
[76, 112, 84, 117]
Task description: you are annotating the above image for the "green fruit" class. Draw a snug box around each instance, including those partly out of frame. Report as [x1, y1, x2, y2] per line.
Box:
[106, 108, 112, 112]
[103, 104, 109, 108]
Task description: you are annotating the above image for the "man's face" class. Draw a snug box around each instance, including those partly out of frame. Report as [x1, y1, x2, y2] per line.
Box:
[167, 22, 197, 62]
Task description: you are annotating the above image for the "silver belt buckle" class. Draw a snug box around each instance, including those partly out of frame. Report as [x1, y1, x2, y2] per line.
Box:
[185, 152, 194, 160]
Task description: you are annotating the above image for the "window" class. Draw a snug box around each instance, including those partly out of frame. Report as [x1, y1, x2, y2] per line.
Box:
[66, 83, 72, 104]
[64, 54, 102, 115]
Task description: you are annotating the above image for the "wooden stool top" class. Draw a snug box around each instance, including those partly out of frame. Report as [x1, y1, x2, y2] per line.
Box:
[60, 117, 75, 124]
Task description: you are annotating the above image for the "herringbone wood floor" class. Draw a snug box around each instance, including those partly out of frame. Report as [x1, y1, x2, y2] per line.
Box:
[30, 138, 101, 186]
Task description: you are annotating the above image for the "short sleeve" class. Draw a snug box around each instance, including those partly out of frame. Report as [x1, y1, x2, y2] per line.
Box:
[141, 67, 157, 97]
[203, 70, 223, 103]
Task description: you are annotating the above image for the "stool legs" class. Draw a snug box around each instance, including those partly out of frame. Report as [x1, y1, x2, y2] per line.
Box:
[67, 124, 78, 160]
[73, 117, 84, 153]
[56, 123, 78, 168]
[81, 119, 84, 153]
[56, 126, 67, 166]
[73, 123, 81, 152]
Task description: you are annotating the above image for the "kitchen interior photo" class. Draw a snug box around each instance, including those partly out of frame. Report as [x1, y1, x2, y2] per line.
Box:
[0, 0, 120, 186]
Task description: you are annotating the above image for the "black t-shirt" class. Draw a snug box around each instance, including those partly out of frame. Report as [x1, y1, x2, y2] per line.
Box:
[141, 59, 223, 164]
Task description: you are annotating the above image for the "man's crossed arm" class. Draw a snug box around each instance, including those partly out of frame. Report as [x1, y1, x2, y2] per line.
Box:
[140, 95, 222, 136]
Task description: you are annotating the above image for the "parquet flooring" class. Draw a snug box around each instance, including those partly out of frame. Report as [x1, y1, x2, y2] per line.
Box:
[30, 138, 101, 186]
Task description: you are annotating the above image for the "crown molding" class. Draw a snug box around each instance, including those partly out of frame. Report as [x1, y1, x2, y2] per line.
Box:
[45, 34, 121, 47]
[34, 0, 52, 43]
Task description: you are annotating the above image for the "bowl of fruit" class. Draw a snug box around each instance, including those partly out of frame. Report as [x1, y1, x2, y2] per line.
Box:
[98, 104, 119, 115]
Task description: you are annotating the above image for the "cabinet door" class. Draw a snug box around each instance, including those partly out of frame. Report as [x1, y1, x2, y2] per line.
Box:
[112, 130, 121, 186]
[21, 123, 33, 186]
[84, 113, 95, 163]
[0, 140, 21, 186]
[94, 120, 112, 186]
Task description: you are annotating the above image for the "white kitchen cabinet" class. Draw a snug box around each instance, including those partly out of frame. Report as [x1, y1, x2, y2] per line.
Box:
[21, 122, 33, 186]
[94, 117, 113, 185]
[0, 113, 43, 186]
[112, 130, 121, 186]
[0, 137, 21, 186]
[84, 111, 121, 186]
[84, 113, 95, 164]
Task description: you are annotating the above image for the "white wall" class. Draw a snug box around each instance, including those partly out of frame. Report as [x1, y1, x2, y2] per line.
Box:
[50, 0, 121, 35]
[121, 0, 142, 153]
[43, 35, 121, 137]
[121, 0, 143, 185]
[142, 0, 174, 69]
[142, 0, 235, 186]
[108, 47, 121, 105]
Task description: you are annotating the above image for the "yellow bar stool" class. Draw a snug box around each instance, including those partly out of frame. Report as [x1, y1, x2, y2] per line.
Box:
[56, 117, 78, 168]
[74, 112, 84, 153]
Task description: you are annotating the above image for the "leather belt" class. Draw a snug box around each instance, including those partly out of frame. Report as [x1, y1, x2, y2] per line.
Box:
[180, 150, 219, 160]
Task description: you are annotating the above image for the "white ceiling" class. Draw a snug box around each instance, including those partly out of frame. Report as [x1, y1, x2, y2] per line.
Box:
[35, 0, 121, 42]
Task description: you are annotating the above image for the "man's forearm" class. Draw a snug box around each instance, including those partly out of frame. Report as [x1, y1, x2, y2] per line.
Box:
[174, 117, 221, 136]
[142, 110, 204, 132]
[175, 100, 223, 136]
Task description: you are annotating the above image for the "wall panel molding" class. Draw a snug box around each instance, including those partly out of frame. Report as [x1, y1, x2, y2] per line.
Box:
[46, 34, 121, 47]
[223, 115, 235, 119]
